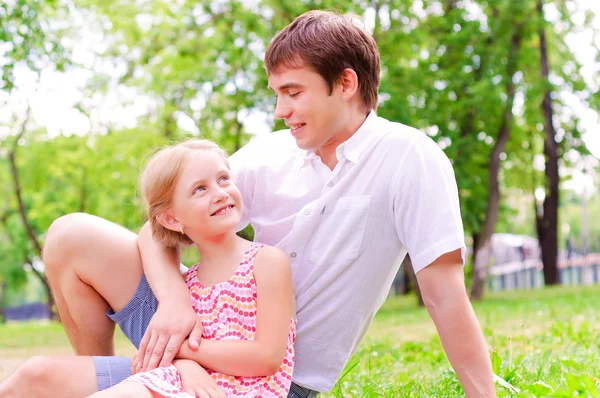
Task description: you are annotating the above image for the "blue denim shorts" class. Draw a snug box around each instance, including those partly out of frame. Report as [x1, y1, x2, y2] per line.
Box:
[93, 273, 157, 390]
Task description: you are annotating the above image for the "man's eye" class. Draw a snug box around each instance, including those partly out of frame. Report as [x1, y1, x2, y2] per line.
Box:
[290, 92, 300, 97]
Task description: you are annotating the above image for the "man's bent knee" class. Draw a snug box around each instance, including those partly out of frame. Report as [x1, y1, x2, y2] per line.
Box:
[43, 212, 93, 271]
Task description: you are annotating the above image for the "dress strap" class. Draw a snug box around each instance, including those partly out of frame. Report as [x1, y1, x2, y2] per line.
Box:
[237, 242, 264, 275]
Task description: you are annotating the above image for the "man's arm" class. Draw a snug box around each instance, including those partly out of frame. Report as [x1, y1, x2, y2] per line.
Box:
[134, 222, 203, 372]
[416, 249, 496, 397]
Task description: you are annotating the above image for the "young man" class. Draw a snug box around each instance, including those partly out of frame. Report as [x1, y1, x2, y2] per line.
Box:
[1, 10, 495, 398]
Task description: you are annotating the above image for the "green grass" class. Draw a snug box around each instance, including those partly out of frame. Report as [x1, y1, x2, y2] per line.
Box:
[2, 285, 599, 397]
[325, 285, 600, 397]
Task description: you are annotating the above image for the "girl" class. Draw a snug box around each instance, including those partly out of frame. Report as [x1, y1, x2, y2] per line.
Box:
[94, 139, 297, 398]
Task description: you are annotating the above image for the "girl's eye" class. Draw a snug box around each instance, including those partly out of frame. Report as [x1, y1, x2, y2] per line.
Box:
[193, 186, 205, 194]
[219, 176, 229, 183]
[289, 92, 300, 98]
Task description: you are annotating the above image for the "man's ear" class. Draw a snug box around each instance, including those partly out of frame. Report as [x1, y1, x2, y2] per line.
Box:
[339, 68, 359, 101]
[156, 209, 181, 232]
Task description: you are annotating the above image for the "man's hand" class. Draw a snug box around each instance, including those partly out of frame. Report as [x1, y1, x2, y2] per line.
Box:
[174, 359, 227, 398]
[134, 303, 204, 372]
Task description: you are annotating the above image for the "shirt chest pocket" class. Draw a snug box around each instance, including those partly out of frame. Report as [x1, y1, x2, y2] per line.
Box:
[309, 195, 372, 265]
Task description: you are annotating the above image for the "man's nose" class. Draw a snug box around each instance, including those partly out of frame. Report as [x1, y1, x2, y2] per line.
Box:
[274, 98, 292, 120]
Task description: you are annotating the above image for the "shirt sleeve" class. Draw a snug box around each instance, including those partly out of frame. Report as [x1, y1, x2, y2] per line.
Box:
[229, 143, 256, 232]
[392, 135, 466, 273]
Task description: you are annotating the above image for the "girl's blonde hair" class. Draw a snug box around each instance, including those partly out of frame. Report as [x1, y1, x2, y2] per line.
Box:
[140, 139, 230, 248]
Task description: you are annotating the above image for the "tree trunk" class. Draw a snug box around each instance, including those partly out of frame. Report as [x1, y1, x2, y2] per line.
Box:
[537, 0, 560, 285]
[9, 108, 43, 257]
[9, 106, 57, 319]
[471, 231, 480, 270]
[371, 0, 382, 43]
[403, 255, 424, 307]
[470, 26, 523, 301]
[25, 257, 57, 320]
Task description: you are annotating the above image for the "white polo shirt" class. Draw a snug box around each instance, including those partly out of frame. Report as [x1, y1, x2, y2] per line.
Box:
[229, 111, 466, 392]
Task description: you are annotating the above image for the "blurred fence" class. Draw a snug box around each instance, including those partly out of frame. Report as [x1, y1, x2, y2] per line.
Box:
[488, 253, 600, 291]
[391, 252, 600, 296]
[3, 302, 52, 321]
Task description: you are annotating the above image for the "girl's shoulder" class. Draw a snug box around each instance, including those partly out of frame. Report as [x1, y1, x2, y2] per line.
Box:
[251, 244, 292, 277]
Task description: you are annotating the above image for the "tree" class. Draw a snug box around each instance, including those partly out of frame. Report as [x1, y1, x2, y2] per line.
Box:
[0, 0, 69, 316]
[535, 0, 560, 285]
[471, 1, 531, 300]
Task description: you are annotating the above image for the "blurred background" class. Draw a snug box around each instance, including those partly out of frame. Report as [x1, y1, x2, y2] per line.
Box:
[0, 0, 600, 318]
[2, 0, 600, 394]
[2, 0, 599, 318]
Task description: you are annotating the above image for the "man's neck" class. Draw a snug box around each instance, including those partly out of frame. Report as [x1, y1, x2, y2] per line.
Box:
[316, 110, 369, 170]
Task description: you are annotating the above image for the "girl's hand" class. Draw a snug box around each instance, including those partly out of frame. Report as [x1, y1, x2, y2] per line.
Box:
[174, 359, 227, 398]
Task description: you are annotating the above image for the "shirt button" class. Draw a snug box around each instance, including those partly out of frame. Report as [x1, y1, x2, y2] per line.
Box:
[290, 252, 297, 258]
[327, 181, 334, 187]
[304, 209, 311, 215]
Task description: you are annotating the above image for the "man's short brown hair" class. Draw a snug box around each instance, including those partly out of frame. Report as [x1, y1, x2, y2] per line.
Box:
[265, 10, 380, 112]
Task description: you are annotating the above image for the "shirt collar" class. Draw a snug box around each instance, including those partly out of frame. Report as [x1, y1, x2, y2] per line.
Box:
[300, 110, 378, 164]
[337, 110, 378, 164]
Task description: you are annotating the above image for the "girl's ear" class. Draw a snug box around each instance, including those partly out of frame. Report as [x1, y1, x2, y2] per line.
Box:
[156, 209, 181, 232]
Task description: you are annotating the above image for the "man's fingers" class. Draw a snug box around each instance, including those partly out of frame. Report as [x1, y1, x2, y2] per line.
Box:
[188, 320, 203, 350]
[159, 336, 181, 368]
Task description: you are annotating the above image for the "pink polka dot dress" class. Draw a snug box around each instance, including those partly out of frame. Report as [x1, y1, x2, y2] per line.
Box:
[126, 243, 296, 397]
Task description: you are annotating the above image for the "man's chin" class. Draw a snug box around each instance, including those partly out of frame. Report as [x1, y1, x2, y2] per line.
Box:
[294, 137, 317, 151]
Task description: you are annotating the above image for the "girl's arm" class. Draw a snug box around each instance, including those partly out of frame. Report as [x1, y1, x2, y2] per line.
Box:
[176, 246, 295, 377]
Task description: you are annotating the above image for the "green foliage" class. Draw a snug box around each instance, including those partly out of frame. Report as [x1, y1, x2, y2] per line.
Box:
[560, 189, 600, 252]
[0, 0, 69, 90]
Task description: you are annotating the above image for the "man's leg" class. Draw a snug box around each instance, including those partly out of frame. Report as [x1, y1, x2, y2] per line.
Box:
[0, 356, 98, 398]
[43, 213, 144, 356]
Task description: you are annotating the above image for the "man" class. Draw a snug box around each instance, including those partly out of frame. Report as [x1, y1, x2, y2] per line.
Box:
[2, 10, 495, 398]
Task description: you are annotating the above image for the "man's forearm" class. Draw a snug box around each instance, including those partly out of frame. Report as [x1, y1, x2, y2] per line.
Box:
[137, 222, 189, 304]
[427, 294, 496, 397]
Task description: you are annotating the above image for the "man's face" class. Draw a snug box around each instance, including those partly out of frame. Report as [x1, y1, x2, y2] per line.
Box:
[268, 65, 349, 151]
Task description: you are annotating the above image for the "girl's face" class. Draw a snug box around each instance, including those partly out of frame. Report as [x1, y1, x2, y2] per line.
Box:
[168, 151, 242, 239]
